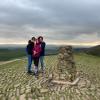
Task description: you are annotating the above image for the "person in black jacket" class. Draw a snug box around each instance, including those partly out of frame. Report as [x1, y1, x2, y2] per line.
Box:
[38, 36, 46, 73]
[26, 38, 35, 73]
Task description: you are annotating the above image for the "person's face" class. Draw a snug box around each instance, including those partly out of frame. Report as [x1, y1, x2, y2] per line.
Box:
[39, 38, 43, 42]
[34, 39, 37, 44]
[36, 39, 39, 43]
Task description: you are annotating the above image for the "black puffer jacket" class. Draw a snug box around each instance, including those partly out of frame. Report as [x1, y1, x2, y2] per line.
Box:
[26, 43, 34, 55]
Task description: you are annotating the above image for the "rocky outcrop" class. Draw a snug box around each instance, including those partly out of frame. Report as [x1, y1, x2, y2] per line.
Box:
[54, 46, 76, 81]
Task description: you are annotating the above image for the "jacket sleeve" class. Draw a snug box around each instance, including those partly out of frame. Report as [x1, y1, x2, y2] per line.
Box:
[26, 45, 32, 54]
[26, 45, 28, 54]
[42, 42, 46, 49]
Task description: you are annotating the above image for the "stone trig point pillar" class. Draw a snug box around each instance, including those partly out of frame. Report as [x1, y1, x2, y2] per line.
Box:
[54, 46, 76, 82]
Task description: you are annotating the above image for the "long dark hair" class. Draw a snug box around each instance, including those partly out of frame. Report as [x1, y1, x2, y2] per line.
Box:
[31, 37, 36, 41]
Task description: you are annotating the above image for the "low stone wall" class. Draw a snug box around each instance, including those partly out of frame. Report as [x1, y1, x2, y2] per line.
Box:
[54, 46, 76, 81]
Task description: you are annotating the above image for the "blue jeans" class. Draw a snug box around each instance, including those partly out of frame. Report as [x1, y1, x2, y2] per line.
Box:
[40, 56, 45, 70]
[27, 54, 32, 72]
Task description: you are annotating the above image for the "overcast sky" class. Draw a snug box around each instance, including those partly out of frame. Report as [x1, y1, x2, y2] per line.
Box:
[0, 0, 100, 46]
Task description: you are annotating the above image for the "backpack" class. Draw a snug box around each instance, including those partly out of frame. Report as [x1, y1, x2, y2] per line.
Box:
[32, 44, 41, 57]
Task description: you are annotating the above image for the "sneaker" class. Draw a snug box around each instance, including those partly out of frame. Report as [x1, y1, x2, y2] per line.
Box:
[34, 72, 39, 78]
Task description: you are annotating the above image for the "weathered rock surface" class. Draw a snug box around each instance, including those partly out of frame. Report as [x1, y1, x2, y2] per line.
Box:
[54, 46, 76, 81]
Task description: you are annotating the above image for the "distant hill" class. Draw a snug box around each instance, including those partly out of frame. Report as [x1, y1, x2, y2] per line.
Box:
[0, 45, 59, 61]
[1, 44, 100, 61]
[85, 45, 100, 56]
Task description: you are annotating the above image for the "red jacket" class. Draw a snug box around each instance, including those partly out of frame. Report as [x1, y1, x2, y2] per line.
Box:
[32, 43, 41, 57]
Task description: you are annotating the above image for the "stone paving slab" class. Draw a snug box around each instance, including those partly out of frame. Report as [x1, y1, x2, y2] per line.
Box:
[0, 57, 100, 100]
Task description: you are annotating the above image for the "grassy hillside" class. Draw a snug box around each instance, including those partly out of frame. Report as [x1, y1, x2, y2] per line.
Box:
[1, 44, 100, 61]
[0, 44, 59, 61]
[75, 53, 100, 84]
[84, 45, 100, 56]
[0, 48, 26, 61]
[0, 53, 100, 100]
[0, 48, 58, 62]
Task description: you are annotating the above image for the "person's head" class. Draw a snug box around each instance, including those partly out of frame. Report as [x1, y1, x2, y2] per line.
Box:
[31, 37, 36, 42]
[34, 39, 39, 46]
[28, 40, 32, 44]
[38, 36, 43, 42]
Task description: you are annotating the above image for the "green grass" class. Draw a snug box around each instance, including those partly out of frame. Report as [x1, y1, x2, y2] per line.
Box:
[0, 48, 57, 61]
[74, 53, 100, 84]
[0, 49, 26, 61]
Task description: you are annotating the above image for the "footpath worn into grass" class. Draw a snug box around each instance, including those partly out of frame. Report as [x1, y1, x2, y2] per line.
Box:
[0, 54, 100, 100]
[0, 59, 22, 66]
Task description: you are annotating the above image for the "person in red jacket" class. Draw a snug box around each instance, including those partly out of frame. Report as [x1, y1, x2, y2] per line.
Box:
[32, 39, 41, 76]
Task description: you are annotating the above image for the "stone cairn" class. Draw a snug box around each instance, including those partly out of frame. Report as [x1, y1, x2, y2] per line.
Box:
[53, 46, 76, 82]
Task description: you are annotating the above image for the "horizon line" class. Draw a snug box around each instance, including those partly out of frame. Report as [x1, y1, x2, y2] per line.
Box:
[0, 43, 99, 47]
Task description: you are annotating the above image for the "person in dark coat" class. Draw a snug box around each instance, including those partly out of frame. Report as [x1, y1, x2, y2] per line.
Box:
[38, 36, 46, 73]
[26, 37, 35, 73]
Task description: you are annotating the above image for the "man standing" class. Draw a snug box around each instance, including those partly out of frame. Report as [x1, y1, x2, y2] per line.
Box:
[26, 37, 35, 73]
[38, 36, 46, 73]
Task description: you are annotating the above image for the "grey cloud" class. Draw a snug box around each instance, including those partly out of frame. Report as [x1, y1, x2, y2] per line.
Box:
[0, 0, 100, 45]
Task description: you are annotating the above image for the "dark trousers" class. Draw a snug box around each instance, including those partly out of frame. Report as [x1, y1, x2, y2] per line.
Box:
[34, 57, 39, 67]
[33, 57, 39, 74]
